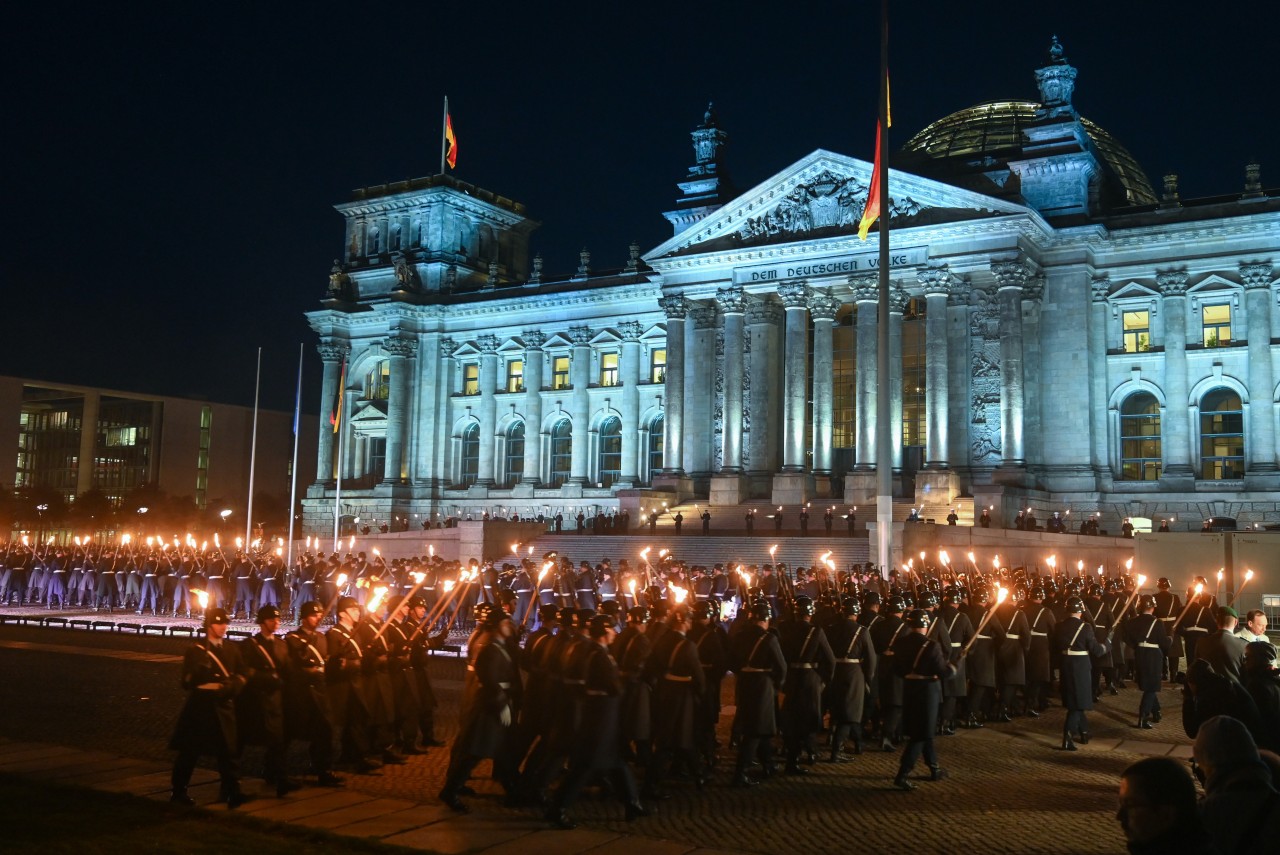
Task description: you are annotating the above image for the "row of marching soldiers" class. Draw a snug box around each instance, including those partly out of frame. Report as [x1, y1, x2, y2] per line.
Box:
[168, 595, 446, 807]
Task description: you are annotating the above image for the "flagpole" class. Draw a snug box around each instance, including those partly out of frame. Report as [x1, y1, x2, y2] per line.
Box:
[440, 95, 448, 175]
[245, 346, 262, 549]
[286, 343, 303, 570]
[333, 363, 346, 552]
[874, 0, 893, 577]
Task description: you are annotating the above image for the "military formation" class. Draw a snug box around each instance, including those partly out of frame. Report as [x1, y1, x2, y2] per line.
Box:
[154, 545, 1264, 825]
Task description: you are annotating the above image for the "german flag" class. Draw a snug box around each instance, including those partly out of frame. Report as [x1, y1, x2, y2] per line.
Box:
[330, 359, 346, 433]
[444, 113, 457, 170]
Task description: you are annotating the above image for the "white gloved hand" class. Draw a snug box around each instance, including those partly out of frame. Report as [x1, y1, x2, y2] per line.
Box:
[499, 705, 512, 727]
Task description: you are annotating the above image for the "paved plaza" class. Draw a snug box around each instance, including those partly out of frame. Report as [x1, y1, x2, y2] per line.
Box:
[0, 618, 1199, 854]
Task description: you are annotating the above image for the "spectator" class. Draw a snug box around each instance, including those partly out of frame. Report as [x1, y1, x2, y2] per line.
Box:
[1243, 641, 1280, 753]
[1237, 609, 1268, 643]
[1197, 607, 1248, 683]
[1183, 659, 1264, 742]
[1115, 756, 1215, 855]
[1193, 715, 1280, 855]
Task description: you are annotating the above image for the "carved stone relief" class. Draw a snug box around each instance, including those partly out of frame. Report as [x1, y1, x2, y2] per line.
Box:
[968, 284, 1002, 463]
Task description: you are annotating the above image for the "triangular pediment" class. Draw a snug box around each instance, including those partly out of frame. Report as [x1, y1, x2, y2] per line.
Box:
[1111, 282, 1161, 301]
[645, 149, 1032, 262]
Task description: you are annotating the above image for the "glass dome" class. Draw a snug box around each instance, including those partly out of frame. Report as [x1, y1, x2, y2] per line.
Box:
[902, 101, 1158, 207]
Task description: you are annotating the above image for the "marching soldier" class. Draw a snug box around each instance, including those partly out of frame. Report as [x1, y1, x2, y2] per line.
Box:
[1152, 577, 1183, 679]
[936, 587, 973, 734]
[169, 608, 250, 807]
[964, 588, 1000, 724]
[892, 609, 957, 790]
[1055, 596, 1110, 750]
[238, 605, 297, 796]
[1123, 595, 1172, 729]
[729, 602, 786, 787]
[357, 604, 403, 766]
[825, 595, 876, 758]
[872, 595, 909, 750]
[284, 601, 343, 786]
[614, 606, 654, 766]
[326, 597, 376, 773]
[690, 600, 730, 768]
[1023, 587, 1057, 716]
[779, 595, 835, 773]
[993, 588, 1032, 721]
[643, 606, 706, 798]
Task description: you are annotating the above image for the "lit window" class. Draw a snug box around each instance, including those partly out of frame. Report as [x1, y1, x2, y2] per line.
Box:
[650, 348, 667, 384]
[506, 359, 524, 393]
[648, 415, 664, 479]
[1202, 304, 1231, 347]
[368, 436, 386, 478]
[1119, 393, 1161, 481]
[463, 363, 479, 395]
[1123, 310, 1151, 353]
[366, 360, 390, 400]
[504, 422, 525, 487]
[549, 420, 572, 486]
[1199, 388, 1243, 479]
[460, 424, 479, 485]
[598, 417, 621, 487]
[105, 427, 137, 447]
[552, 356, 570, 390]
[600, 353, 619, 387]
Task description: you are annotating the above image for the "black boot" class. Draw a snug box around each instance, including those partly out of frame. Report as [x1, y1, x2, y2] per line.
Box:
[892, 774, 916, 791]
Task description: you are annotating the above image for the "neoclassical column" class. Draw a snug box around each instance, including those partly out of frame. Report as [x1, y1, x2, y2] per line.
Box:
[917, 266, 951, 469]
[778, 280, 810, 472]
[1242, 262, 1277, 473]
[745, 298, 783, 474]
[1087, 278, 1111, 478]
[475, 334, 500, 486]
[888, 284, 906, 471]
[316, 341, 348, 482]
[851, 274, 878, 470]
[659, 296, 688, 476]
[568, 325, 593, 485]
[990, 258, 1030, 467]
[617, 321, 643, 486]
[1021, 274, 1045, 469]
[810, 290, 840, 477]
[521, 330, 546, 485]
[685, 305, 718, 476]
[382, 336, 417, 483]
[717, 286, 746, 474]
[1157, 270, 1194, 479]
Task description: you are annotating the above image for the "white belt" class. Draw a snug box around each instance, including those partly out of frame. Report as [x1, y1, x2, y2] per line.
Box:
[664, 674, 693, 682]
[905, 674, 938, 681]
[1138, 642, 1162, 649]
[1183, 627, 1208, 633]
[950, 643, 961, 648]
[1006, 634, 1021, 639]
[585, 689, 609, 696]
[976, 635, 991, 640]
[836, 658, 862, 664]
[1158, 617, 1176, 622]
[497, 682, 512, 689]
[740, 667, 770, 673]
[792, 663, 817, 669]
[1064, 650, 1090, 656]
[1031, 631, 1047, 637]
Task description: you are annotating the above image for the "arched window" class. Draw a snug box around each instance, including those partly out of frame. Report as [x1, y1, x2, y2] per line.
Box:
[1119, 392, 1161, 481]
[598, 417, 621, 487]
[459, 423, 479, 486]
[366, 360, 390, 400]
[549, 419, 572, 487]
[504, 422, 525, 487]
[648, 415, 664, 479]
[1199, 389, 1243, 479]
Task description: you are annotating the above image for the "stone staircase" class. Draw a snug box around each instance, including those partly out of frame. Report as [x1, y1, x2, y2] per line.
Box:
[502, 533, 870, 571]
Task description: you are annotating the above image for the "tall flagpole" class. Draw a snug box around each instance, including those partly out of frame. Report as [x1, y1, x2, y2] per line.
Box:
[245, 347, 262, 549]
[440, 95, 449, 175]
[286, 343, 303, 569]
[874, 0, 893, 576]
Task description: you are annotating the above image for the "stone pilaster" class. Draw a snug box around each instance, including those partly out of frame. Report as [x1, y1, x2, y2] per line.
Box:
[1087, 277, 1111, 481]
[685, 305, 718, 477]
[567, 325, 593, 485]
[617, 321, 643, 487]
[1157, 270, 1194, 483]
[716, 286, 746, 474]
[658, 296, 688, 477]
[809, 291, 840, 483]
[1242, 262, 1278, 482]
[778, 280, 810, 473]
[918, 265, 952, 469]
[315, 341, 349, 483]
[745, 298, 783, 477]
[474, 334, 499, 486]
[991, 257, 1030, 472]
[519, 330, 546, 489]
[888, 284, 906, 475]
[851, 273, 878, 472]
[1021, 274, 1045, 471]
[382, 337, 417, 484]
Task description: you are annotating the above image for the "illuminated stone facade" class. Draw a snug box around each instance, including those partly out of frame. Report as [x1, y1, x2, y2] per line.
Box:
[303, 42, 1279, 533]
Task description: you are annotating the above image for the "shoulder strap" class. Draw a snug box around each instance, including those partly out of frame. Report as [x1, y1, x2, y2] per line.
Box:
[1067, 621, 1087, 649]
[746, 632, 769, 667]
[200, 642, 231, 678]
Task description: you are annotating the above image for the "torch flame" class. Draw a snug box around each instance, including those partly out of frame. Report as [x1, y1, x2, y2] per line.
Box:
[770, 545, 778, 559]
[1047, 555, 1056, 569]
[628, 578, 637, 593]
[276, 548, 283, 557]
[336, 573, 348, 588]
[442, 579, 456, 593]
[367, 586, 388, 613]
[539, 562, 553, 581]
[146, 536, 154, 547]
[122, 534, 131, 545]
[1097, 566, 1104, 577]
[235, 537, 243, 549]
[1245, 569, 1254, 582]
[193, 589, 209, 609]
[1125, 558, 1133, 571]
[1194, 582, 1204, 596]
[996, 586, 1009, 605]
[1077, 560, 1084, 572]
[967, 551, 976, 564]
[1217, 569, 1224, 581]
[74, 536, 81, 546]
[348, 535, 355, 549]
[939, 550, 950, 566]
[412, 572, 425, 583]
[214, 534, 220, 548]
[428, 545, 434, 558]
[1137, 574, 1147, 587]
[670, 583, 688, 604]
[992, 555, 1000, 570]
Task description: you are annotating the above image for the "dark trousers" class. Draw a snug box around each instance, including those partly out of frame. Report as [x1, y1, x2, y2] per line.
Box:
[554, 763, 638, 812]
[895, 737, 938, 778]
[172, 744, 238, 797]
[735, 735, 774, 775]
[1138, 690, 1161, 720]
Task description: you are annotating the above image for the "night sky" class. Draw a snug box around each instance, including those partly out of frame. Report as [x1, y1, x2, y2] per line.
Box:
[10, 2, 1277, 413]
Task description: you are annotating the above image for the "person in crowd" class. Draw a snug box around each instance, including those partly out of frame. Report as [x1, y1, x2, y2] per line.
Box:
[1192, 715, 1280, 854]
[1115, 756, 1216, 855]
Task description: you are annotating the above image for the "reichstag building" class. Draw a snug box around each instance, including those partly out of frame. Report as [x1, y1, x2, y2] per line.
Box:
[302, 40, 1278, 534]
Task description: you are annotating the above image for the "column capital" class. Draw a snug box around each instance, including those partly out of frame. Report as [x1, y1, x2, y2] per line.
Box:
[1240, 261, 1275, 290]
[441, 337, 458, 358]
[1156, 269, 1189, 297]
[1090, 274, 1111, 303]
[850, 272, 879, 303]
[990, 255, 1036, 291]
[568, 325, 594, 346]
[917, 263, 955, 297]
[888, 284, 910, 314]
[690, 305, 718, 330]
[1022, 273, 1045, 304]
[618, 320, 644, 341]
[716, 284, 747, 314]
[659, 294, 689, 320]
[383, 337, 418, 358]
[744, 298, 783, 326]
[476, 333, 500, 354]
[317, 340, 350, 363]
[522, 329, 547, 350]
[809, 290, 840, 321]
[777, 279, 810, 309]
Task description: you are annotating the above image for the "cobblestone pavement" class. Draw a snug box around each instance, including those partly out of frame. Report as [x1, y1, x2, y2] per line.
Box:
[0, 622, 1195, 854]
